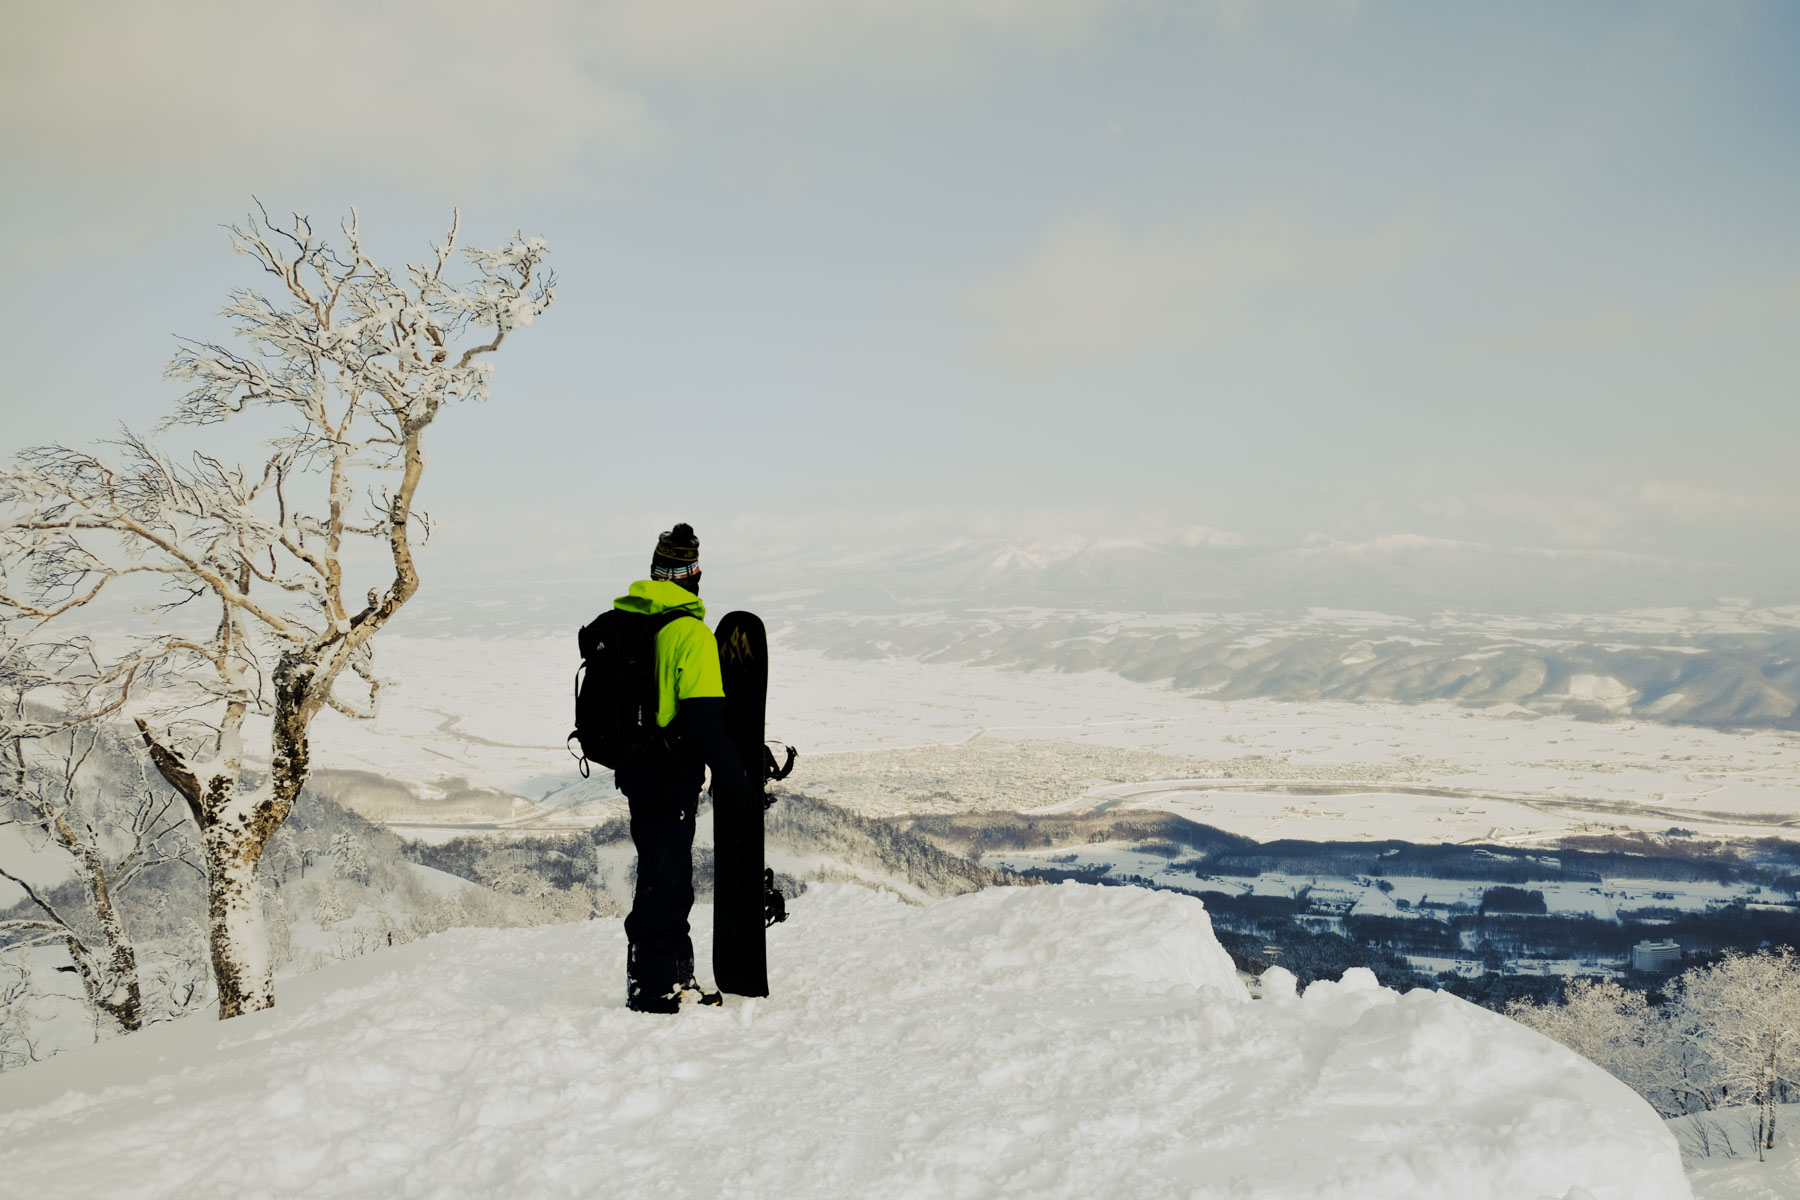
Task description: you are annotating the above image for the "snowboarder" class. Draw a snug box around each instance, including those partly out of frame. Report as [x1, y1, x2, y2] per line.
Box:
[610, 523, 750, 1013]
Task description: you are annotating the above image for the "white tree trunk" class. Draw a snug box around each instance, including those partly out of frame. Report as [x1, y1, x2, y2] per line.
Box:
[203, 816, 273, 1018]
[1762, 1055, 1778, 1159]
[71, 841, 143, 1031]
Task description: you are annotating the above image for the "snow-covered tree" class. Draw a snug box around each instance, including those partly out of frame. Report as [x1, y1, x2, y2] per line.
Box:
[1669, 949, 1800, 1160]
[0, 958, 39, 1071]
[473, 846, 594, 923]
[330, 831, 369, 885]
[0, 206, 552, 1018]
[135, 911, 211, 1024]
[1507, 978, 1676, 1112]
[264, 842, 301, 887]
[0, 630, 198, 1033]
[1512, 954, 1800, 1161]
[311, 889, 349, 927]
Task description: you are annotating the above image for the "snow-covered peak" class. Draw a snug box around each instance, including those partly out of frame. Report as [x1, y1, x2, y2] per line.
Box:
[980, 527, 1249, 573]
[0, 883, 1688, 1199]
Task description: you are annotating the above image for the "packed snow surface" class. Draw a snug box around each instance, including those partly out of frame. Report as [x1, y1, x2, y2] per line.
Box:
[0, 884, 1689, 1200]
[1669, 1105, 1800, 1199]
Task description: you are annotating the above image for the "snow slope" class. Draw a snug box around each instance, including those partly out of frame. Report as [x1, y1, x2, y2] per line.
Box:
[1669, 1105, 1800, 1199]
[0, 883, 1688, 1200]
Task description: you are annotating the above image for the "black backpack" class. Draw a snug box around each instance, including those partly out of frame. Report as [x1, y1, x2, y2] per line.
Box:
[570, 608, 686, 774]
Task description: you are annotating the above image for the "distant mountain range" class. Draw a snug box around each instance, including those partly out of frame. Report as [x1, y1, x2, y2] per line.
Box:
[799, 605, 1800, 731]
[381, 530, 1800, 731]
[401, 527, 1796, 636]
[742, 531, 1792, 616]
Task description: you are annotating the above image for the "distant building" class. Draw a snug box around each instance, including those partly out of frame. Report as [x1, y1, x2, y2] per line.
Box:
[1632, 939, 1682, 972]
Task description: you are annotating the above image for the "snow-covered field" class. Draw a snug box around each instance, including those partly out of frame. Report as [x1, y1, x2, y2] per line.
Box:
[0, 883, 1689, 1200]
[307, 635, 1800, 845]
[1049, 780, 1582, 842]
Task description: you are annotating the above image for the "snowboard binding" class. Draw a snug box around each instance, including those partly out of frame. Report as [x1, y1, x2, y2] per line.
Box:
[761, 742, 797, 809]
[763, 868, 787, 928]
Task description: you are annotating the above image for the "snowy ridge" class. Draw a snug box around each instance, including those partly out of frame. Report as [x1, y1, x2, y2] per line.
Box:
[0, 883, 1686, 1199]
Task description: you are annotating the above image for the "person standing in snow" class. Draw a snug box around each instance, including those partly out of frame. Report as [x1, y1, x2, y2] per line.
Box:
[613, 523, 751, 1012]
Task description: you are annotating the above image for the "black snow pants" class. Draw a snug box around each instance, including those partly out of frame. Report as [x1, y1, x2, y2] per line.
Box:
[616, 758, 704, 1013]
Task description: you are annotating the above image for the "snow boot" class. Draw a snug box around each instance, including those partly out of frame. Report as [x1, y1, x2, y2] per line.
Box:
[681, 979, 723, 1007]
[627, 980, 681, 1015]
[626, 944, 683, 1013]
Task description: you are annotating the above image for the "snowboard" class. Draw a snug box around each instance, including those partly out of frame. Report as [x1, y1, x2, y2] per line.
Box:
[711, 610, 792, 997]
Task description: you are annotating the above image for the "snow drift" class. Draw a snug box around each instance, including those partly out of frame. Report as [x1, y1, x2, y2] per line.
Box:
[0, 883, 1689, 1199]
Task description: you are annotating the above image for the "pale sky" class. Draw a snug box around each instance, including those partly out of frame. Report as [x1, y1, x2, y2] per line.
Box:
[2, 1, 1796, 597]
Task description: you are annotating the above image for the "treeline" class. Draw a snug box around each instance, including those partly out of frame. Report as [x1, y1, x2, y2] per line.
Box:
[1210, 924, 1428, 992]
[1206, 840, 1740, 886]
[901, 810, 1775, 889]
[893, 810, 1255, 859]
[406, 821, 631, 895]
[772, 793, 1013, 897]
[403, 791, 1014, 910]
[1342, 905, 1800, 963]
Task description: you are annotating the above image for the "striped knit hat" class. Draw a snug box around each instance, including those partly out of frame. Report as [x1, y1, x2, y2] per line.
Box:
[650, 523, 700, 582]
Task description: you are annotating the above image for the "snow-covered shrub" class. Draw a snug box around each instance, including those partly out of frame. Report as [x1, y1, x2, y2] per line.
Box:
[0, 959, 38, 1072]
[1511, 950, 1800, 1160]
[1508, 978, 1677, 1110]
[1669, 949, 1800, 1159]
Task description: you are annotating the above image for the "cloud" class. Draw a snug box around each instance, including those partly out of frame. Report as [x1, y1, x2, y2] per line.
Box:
[1631, 481, 1757, 524]
[2, 4, 654, 182]
[1470, 270, 1800, 361]
[965, 208, 1444, 369]
[597, 0, 1144, 83]
[0, 0, 1154, 272]
[1456, 492, 1636, 548]
[0, 2, 655, 270]
[1422, 480, 1791, 552]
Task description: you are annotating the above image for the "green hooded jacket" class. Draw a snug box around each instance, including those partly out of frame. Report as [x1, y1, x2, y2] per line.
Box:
[613, 580, 725, 728]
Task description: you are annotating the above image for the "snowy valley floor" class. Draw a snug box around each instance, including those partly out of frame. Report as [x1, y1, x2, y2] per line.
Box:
[0, 883, 1687, 1200]
[302, 640, 1800, 846]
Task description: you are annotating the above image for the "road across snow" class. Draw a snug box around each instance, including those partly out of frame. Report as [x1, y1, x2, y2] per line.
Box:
[0, 883, 1689, 1199]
